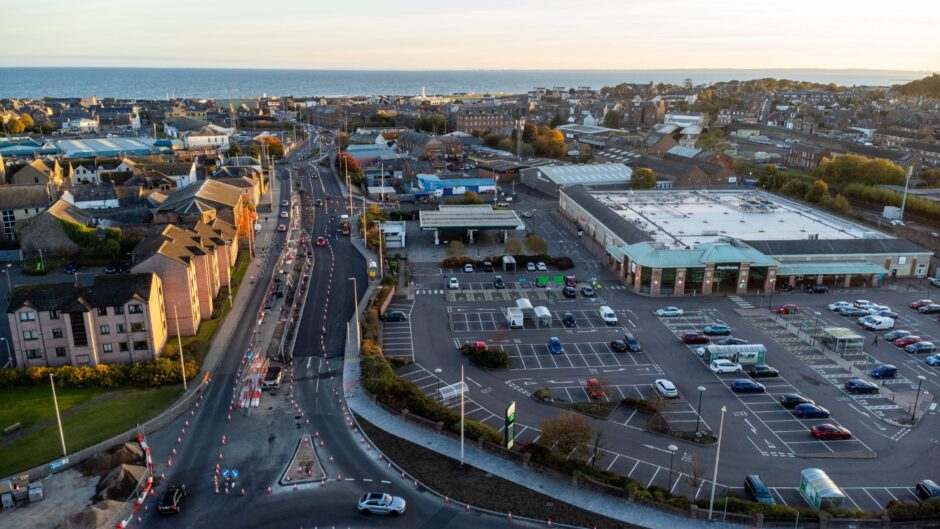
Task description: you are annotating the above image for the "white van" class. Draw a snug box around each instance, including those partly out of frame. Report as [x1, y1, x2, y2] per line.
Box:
[598, 306, 618, 325]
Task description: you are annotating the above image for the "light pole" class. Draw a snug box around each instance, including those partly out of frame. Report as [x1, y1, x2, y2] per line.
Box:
[50, 373, 67, 457]
[667, 444, 678, 492]
[912, 375, 927, 421]
[3, 263, 11, 295]
[434, 368, 443, 402]
[811, 311, 821, 346]
[695, 385, 706, 434]
[0, 337, 11, 369]
[767, 277, 775, 309]
[348, 277, 360, 346]
[708, 405, 727, 520]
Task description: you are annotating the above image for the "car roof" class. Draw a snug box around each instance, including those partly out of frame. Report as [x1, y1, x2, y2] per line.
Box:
[656, 379, 675, 388]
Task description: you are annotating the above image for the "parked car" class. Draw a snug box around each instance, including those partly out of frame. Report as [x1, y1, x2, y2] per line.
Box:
[918, 304, 940, 314]
[547, 337, 564, 355]
[744, 475, 775, 505]
[276, 224, 287, 232]
[874, 310, 899, 319]
[448, 277, 459, 290]
[536, 262, 547, 271]
[623, 332, 641, 352]
[703, 324, 732, 335]
[838, 307, 870, 317]
[381, 311, 407, 322]
[681, 332, 709, 345]
[357, 492, 407, 515]
[104, 261, 119, 274]
[828, 301, 853, 311]
[854, 300, 877, 309]
[463, 263, 474, 273]
[869, 364, 898, 379]
[895, 336, 922, 347]
[315, 199, 323, 207]
[915, 480, 940, 500]
[609, 340, 629, 352]
[811, 423, 852, 440]
[905, 342, 936, 354]
[930, 277, 940, 288]
[779, 394, 814, 408]
[654, 379, 678, 398]
[810, 285, 830, 293]
[775, 304, 799, 314]
[710, 359, 743, 374]
[731, 379, 766, 393]
[793, 403, 830, 419]
[482, 261, 494, 272]
[884, 330, 912, 342]
[493, 276, 505, 289]
[580, 285, 595, 297]
[280, 211, 289, 218]
[562, 286, 577, 298]
[715, 337, 748, 346]
[655, 306, 684, 317]
[280, 199, 289, 207]
[158, 484, 187, 515]
[562, 313, 577, 327]
[63, 262, 78, 274]
[749, 365, 779, 378]
[586, 379, 605, 400]
[564, 275, 577, 287]
[858, 316, 894, 330]
[926, 354, 940, 367]
[316, 236, 326, 246]
[863, 304, 890, 315]
[910, 299, 934, 309]
[526, 262, 537, 272]
[844, 379, 880, 394]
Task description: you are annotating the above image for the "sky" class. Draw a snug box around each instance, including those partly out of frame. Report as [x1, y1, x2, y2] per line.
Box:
[2, 0, 939, 72]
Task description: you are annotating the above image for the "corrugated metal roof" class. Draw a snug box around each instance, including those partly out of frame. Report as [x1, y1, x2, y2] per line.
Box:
[419, 205, 524, 230]
[534, 163, 632, 185]
[621, 241, 779, 269]
[776, 261, 888, 276]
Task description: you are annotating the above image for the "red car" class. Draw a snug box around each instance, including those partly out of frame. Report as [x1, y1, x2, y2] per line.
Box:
[895, 336, 922, 347]
[811, 423, 852, 440]
[775, 304, 799, 315]
[276, 224, 287, 233]
[911, 299, 934, 309]
[586, 378, 605, 400]
[681, 332, 710, 345]
[316, 236, 326, 246]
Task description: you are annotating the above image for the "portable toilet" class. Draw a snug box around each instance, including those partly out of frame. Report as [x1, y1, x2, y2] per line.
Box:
[799, 468, 845, 511]
[533, 306, 552, 328]
[516, 298, 535, 320]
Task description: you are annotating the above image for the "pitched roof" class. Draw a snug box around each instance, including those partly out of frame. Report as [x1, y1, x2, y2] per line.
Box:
[156, 179, 245, 213]
[8, 273, 157, 313]
[46, 198, 92, 225]
[0, 184, 52, 209]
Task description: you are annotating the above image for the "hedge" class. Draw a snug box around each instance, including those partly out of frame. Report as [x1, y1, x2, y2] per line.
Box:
[459, 343, 509, 369]
[883, 498, 940, 519]
[441, 254, 574, 271]
[0, 358, 198, 389]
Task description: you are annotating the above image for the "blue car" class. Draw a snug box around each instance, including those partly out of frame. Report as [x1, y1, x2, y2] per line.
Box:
[869, 364, 897, 379]
[703, 324, 732, 335]
[792, 403, 830, 418]
[547, 337, 564, 355]
[731, 379, 765, 393]
[925, 354, 940, 367]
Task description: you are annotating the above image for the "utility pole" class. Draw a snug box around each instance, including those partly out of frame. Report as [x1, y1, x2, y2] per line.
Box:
[50, 373, 67, 457]
[460, 364, 465, 465]
[173, 305, 187, 391]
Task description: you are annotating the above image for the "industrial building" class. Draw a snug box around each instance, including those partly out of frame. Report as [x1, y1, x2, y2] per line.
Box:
[559, 186, 932, 296]
[418, 205, 524, 245]
[519, 163, 633, 197]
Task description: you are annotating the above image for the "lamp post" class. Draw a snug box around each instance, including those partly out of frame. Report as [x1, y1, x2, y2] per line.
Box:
[812, 311, 821, 346]
[667, 444, 679, 492]
[912, 375, 927, 421]
[0, 337, 11, 369]
[434, 368, 443, 402]
[695, 385, 706, 434]
[50, 373, 67, 457]
[767, 277, 775, 309]
[348, 277, 360, 346]
[708, 405, 727, 520]
[3, 263, 11, 295]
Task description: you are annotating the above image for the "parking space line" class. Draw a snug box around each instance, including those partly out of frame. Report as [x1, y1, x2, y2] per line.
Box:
[646, 467, 660, 488]
[605, 453, 620, 471]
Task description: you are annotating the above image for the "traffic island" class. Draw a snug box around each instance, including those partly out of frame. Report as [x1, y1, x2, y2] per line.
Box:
[279, 435, 325, 485]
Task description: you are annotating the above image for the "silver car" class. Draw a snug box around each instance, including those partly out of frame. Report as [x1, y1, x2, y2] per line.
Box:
[357, 492, 406, 515]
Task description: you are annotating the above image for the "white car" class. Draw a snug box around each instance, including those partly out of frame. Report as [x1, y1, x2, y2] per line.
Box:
[463, 263, 474, 273]
[279, 211, 289, 218]
[859, 316, 894, 331]
[654, 379, 678, 399]
[496, 202, 510, 208]
[864, 304, 890, 314]
[448, 277, 460, 290]
[828, 301, 853, 311]
[526, 262, 537, 272]
[536, 262, 547, 271]
[655, 306, 684, 317]
[854, 300, 876, 309]
[710, 359, 743, 374]
[357, 492, 406, 515]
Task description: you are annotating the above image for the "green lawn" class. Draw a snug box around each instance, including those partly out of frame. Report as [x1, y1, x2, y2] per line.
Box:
[0, 385, 182, 476]
[0, 386, 111, 431]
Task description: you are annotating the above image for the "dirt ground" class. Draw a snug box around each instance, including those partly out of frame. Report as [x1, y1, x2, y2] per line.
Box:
[358, 417, 642, 529]
[0, 469, 98, 529]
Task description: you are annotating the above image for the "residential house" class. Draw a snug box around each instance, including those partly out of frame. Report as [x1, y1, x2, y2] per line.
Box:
[7, 273, 167, 368]
[182, 125, 230, 151]
[60, 118, 99, 134]
[664, 112, 706, 128]
[131, 230, 204, 336]
[873, 129, 933, 149]
[153, 179, 252, 244]
[0, 184, 55, 241]
[786, 142, 831, 171]
[68, 159, 126, 184]
[904, 141, 940, 171]
[455, 104, 513, 133]
[61, 184, 120, 209]
[18, 199, 95, 256]
[8, 159, 63, 186]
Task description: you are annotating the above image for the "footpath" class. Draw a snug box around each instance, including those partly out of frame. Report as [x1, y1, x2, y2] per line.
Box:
[342, 236, 743, 529]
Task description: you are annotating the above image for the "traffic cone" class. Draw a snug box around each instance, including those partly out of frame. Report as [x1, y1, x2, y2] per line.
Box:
[240, 488, 246, 496]
[465, 503, 471, 512]
[508, 512, 512, 521]
[267, 486, 272, 494]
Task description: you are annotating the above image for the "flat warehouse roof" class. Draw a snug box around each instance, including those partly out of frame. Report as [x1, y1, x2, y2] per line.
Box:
[592, 190, 889, 248]
[419, 205, 525, 230]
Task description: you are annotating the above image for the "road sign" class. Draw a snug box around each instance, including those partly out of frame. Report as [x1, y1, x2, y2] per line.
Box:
[222, 469, 230, 478]
[231, 469, 239, 479]
[519, 277, 526, 283]
[49, 457, 69, 471]
[504, 402, 516, 449]
[867, 355, 876, 365]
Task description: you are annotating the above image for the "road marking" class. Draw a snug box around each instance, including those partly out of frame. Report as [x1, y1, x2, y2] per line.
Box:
[362, 478, 373, 482]
[381, 480, 391, 484]
[465, 377, 483, 388]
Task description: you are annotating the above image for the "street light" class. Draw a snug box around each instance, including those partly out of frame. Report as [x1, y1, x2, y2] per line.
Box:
[695, 385, 706, 434]
[348, 277, 360, 346]
[912, 375, 927, 421]
[708, 405, 727, 520]
[667, 444, 678, 492]
[434, 368, 443, 402]
[3, 263, 12, 295]
[811, 311, 821, 346]
[0, 337, 11, 369]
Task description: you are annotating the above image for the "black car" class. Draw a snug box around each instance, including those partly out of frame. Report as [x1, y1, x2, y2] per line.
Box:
[119, 262, 132, 273]
[810, 285, 830, 293]
[158, 484, 186, 515]
[915, 479, 940, 500]
[623, 332, 641, 352]
[493, 276, 505, 289]
[63, 262, 78, 274]
[844, 378, 879, 394]
[562, 313, 577, 327]
[918, 304, 940, 314]
[715, 337, 748, 346]
[381, 311, 407, 322]
[838, 307, 870, 317]
[779, 394, 814, 409]
[609, 339, 628, 352]
[562, 286, 577, 298]
[104, 261, 119, 274]
[884, 330, 912, 342]
[749, 364, 779, 378]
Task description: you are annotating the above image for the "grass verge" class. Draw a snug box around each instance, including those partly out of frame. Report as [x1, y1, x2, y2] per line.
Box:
[0, 385, 181, 476]
[0, 386, 111, 431]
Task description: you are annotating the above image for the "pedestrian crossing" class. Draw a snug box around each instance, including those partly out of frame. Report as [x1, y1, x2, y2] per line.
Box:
[727, 295, 754, 309]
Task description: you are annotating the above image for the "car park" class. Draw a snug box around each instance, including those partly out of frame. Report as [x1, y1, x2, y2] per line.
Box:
[464, 263, 474, 273]
[357, 492, 406, 515]
[562, 286, 577, 298]
[731, 379, 766, 393]
[844, 379, 880, 394]
[580, 285, 595, 297]
[710, 359, 743, 373]
[793, 403, 830, 418]
[316, 236, 326, 246]
[744, 475, 775, 505]
[926, 354, 940, 366]
[381, 311, 407, 322]
[703, 323, 732, 335]
[654, 379, 678, 398]
[775, 304, 799, 314]
[536, 262, 547, 271]
[895, 336, 922, 347]
[586, 379, 605, 400]
[526, 262, 537, 272]
[828, 301, 853, 311]
[811, 424, 852, 440]
[884, 330, 912, 341]
[448, 277, 460, 289]
[493, 276, 505, 289]
[910, 299, 934, 309]
[917, 304, 940, 314]
[609, 339, 628, 352]
[562, 313, 577, 327]
[779, 394, 814, 408]
[715, 337, 748, 345]
[905, 342, 936, 354]
[158, 484, 187, 515]
[655, 306, 684, 317]
[915, 479, 940, 500]
[623, 332, 641, 352]
[547, 337, 564, 355]
[869, 364, 898, 379]
[681, 332, 709, 344]
[749, 364, 779, 378]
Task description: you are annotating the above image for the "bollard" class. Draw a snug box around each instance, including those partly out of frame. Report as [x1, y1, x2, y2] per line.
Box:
[172, 448, 176, 455]
[547, 520, 552, 528]
[465, 503, 471, 512]
[444, 496, 449, 504]
[413, 480, 419, 489]
[219, 452, 224, 460]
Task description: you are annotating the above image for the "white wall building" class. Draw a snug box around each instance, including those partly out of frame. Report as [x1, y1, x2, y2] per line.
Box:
[61, 118, 99, 134]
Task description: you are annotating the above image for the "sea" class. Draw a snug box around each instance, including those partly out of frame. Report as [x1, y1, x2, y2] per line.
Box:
[0, 67, 930, 100]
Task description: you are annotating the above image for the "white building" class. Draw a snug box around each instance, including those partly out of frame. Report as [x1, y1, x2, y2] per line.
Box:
[183, 126, 230, 150]
[664, 112, 706, 128]
[61, 118, 99, 134]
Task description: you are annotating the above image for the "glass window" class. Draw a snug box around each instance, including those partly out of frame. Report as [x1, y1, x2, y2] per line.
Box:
[97, 307, 108, 316]
[102, 343, 113, 353]
[23, 330, 38, 341]
[119, 342, 129, 352]
[131, 322, 145, 333]
[113, 305, 124, 315]
[26, 349, 42, 359]
[52, 328, 63, 339]
[128, 304, 143, 314]
[19, 311, 36, 321]
[116, 323, 126, 333]
[55, 347, 66, 357]
[100, 325, 110, 335]
[49, 310, 60, 320]
[133, 341, 148, 351]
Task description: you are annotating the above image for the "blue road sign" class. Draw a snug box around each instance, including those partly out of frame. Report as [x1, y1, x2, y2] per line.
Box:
[877, 273, 884, 281]
[519, 277, 526, 283]
[231, 469, 239, 479]
[222, 469, 230, 478]
[246, 351, 253, 359]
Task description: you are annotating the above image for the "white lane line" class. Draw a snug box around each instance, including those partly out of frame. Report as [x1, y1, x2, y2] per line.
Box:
[646, 467, 660, 488]
[606, 453, 620, 471]
[362, 478, 373, 482]
[466, 377, 483, 388]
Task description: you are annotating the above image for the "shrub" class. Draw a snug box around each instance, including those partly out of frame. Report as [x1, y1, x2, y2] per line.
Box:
[532, 388, 553, 402]
[362, 308, 380, 341]
[3, 359, 193, 389]
[449, 418, 501, 444]
[551, 257, 575, 270]
[468, 348, 508, 369]
[884, 498, 940, 519]
[0, 368, 25, 388]
[620, 396, 658, 414]
[361, 339, 384, 358]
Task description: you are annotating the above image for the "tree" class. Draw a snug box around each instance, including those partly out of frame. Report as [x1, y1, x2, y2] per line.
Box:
[549, 114, 566, 128]
[588, 429, 605, 468]
[337, 152, 364, 186]
[446, 240, 465, 257]
[18, 113, 35, 131]
[919, 168, 940, 188]
[632, 167, 657, 189]
[228, 142, 242, 156]
[504, 238, 522, 255]
[496, 137, 514, 152]
[525, 234, 548, 255]
[4, 118, 25, 134]
[804, 179, 830, 202]
[461, 191, 484, 205]
[603, 111, 622, 129]
[538, 412, 592, 457]
[695, 128, 730, 151]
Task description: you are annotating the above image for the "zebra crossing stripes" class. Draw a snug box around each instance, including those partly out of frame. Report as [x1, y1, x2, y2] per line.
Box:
[727, 295, 754, 309]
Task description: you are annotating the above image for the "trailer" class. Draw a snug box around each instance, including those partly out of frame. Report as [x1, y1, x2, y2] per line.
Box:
[696, 344, 766, 364]
[505, 307, 524, 329]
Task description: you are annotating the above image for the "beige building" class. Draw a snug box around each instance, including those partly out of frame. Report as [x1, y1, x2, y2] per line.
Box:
[7, 273, 167, 368]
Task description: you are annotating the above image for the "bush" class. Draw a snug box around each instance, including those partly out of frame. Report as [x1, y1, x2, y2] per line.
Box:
[620, 396, 658, 414]
[1, 359, 193, 389]
[884, 498, 940, 519]
[466, 348, 509, 369]
[533, 388, 553, 402]
[449, 418, 501, 444]
[524, 442, 640, 490]
[551, 257, 575, 270]
[0, 368, 25, 388]
[362, 308, 380, 341]
[361, 339, 384, 358]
